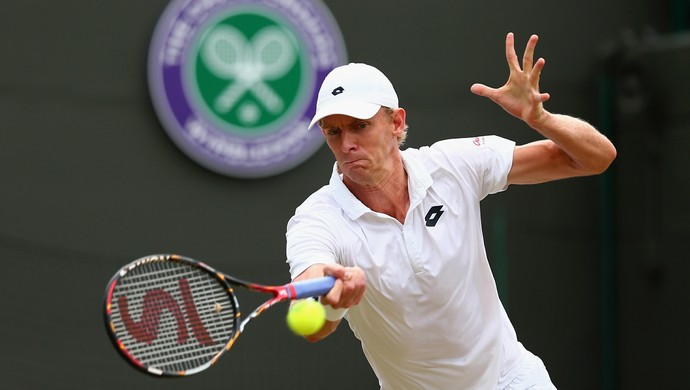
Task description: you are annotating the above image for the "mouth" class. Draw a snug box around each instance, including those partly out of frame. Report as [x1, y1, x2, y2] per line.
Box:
[343, 158, 365, 166]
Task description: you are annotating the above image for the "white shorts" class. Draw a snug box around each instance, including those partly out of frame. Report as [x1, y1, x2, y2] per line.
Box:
[496, 347, 557, 390]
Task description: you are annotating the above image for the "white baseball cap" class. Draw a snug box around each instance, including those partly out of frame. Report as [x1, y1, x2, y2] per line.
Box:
[308, 63, 399, 129]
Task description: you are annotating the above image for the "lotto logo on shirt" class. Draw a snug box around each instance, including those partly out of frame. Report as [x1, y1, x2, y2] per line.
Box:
[148, 0, 347, 178]
[425, 205, 445, 227]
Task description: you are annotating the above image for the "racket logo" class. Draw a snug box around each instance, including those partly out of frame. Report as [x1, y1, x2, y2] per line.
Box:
[117, 278, 215, 346]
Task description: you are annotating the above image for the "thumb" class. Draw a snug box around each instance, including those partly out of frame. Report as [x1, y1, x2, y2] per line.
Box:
[470, 83, 493, 98]
[322, 264, 351, 281]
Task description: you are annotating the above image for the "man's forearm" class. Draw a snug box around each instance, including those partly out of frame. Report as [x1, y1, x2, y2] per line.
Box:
[529, 111, 617, 175]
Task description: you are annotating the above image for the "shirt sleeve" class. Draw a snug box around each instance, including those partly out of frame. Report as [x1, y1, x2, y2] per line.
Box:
[285, 208, 340, 280]
[427, 135, 515, 199]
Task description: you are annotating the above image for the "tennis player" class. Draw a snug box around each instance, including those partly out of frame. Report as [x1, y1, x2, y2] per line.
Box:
[286, 33, 616, 389]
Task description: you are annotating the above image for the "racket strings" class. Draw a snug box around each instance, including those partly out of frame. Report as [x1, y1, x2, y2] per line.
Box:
[109, 260, 237, 374]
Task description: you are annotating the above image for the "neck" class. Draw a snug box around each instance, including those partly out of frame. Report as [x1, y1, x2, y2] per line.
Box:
[343, 160, 410, 224]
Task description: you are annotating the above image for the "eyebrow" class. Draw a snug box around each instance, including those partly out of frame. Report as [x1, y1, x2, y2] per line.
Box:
[320, 116, 370, 130]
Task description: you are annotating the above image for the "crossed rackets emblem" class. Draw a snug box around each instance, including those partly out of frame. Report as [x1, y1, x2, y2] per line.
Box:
[201, 25, 297, 121]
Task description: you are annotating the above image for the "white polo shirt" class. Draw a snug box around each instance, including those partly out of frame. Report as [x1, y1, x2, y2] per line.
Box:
[286, 136, 522, 389]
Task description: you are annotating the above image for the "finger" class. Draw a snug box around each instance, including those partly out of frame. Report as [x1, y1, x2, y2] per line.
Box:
[322, 263, 347, 279]
[337, 269, 366, 307]
[523, 34, 539, 73]
[323, 277, 360, 308]
[530, 58, 546, 86]
[321, 279, 343, 306]
[339, 286, 363, 307]
[533, 57, 546, 72]
[470, 83, 496, 98]
[337, 290, 356, 308]
[505, 32, 520, 72]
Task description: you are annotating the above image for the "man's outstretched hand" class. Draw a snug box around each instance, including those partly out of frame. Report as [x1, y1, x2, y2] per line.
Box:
[471, 33, 551, 127]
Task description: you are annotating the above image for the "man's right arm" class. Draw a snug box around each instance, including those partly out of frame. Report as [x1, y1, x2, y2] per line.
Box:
[292, 263, 366, 342]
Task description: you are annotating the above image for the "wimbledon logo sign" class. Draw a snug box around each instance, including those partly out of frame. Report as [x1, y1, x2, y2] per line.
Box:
[148, 0, 347, 178]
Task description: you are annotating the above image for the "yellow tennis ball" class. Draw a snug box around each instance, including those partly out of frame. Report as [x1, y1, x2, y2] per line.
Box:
[286, 299, 326, 336]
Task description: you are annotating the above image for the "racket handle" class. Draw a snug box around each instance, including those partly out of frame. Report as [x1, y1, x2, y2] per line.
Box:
[289, 276, 336, 299]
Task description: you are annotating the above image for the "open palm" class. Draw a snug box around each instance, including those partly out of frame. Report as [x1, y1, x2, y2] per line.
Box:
[471, 33, 550, 126]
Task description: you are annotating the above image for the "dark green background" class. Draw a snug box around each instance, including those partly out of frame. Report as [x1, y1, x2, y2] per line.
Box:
[1, 1, 688, 389]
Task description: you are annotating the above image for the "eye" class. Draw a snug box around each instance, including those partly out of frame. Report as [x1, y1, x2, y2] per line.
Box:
[353, 121, 368, 130]
[326, 128, 340, 137]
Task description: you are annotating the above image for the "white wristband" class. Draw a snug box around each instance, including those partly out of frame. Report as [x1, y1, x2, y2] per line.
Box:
[319, 296, 347, 321]
[324, 305, 347, 321]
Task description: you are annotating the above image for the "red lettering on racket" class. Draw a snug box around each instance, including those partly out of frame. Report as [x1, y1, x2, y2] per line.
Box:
[118, 279, 215, 346]
[178, 278, 215, 346]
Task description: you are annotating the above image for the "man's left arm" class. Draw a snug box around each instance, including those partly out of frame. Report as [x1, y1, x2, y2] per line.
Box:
[507, 112, 616, 184]
[471, 32, 616, 185]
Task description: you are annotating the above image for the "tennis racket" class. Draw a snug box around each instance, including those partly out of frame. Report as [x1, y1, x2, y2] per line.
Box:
[103, 254, 334, 377]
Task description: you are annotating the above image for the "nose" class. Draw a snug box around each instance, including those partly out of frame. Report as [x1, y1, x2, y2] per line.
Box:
[340, 129, 357, 152]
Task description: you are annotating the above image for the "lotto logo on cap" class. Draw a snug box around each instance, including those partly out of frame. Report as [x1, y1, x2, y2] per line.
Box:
[148, 0, 347, 178]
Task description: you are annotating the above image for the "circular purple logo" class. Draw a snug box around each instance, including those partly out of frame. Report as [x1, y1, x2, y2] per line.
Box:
[148, 0, 347, 178]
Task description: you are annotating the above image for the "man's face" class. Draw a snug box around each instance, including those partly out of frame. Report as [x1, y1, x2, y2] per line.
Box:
[319, 107, 403, 186]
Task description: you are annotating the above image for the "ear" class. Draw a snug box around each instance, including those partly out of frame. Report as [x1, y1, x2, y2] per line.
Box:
[392, 108, 407, 135]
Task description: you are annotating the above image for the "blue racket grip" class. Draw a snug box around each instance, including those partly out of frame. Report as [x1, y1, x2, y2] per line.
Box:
[289, 276, 336, 299]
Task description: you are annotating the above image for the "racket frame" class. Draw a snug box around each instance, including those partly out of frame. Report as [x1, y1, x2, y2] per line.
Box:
[103, 254, 334, 377]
